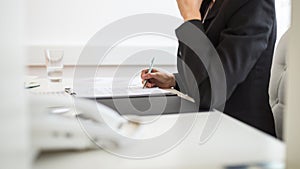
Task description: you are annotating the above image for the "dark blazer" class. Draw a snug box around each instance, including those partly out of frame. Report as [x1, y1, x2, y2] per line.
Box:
[175, 0, 277, 136]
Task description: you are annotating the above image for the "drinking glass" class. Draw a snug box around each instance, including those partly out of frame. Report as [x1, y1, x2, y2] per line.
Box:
[44, 49, 64, 82]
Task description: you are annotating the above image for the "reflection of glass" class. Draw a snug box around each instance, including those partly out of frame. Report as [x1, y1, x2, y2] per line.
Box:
[44, 49, 64, 82]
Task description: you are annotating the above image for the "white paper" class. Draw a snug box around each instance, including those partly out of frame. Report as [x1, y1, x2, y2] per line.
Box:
[75, 86, 174, 98]
[73, 77, 175, 98]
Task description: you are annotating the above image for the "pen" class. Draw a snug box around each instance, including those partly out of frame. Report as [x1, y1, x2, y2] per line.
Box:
[143, 57, 155, 89]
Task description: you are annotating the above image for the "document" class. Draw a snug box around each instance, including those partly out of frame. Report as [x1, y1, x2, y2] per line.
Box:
[75, 86, 175, 99]
[72, 77, 175, 98]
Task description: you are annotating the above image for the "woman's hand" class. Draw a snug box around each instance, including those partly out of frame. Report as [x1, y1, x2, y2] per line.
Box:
[141, 68, 176, 89]
[176, 0, 204, 21]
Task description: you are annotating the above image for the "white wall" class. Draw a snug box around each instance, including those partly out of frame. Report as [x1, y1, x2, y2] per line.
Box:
[0, 1, 29, 169]
[276, 0, 291, 39]
[26, 0, 181, 66]
[26, 0, 292, 79]
[26, 0, 180, 45]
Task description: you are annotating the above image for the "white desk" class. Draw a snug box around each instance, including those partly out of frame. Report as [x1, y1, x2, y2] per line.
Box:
[33, 113, 285, 169]
[27, 78, 198, 115]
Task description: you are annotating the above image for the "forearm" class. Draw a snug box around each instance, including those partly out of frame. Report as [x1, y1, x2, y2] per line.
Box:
[176, 0, 203, 21]
[182, 11, 202, 21]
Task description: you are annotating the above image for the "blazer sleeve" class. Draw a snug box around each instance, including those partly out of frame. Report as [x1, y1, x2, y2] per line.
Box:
[175, 0, 276, 100]
[173, 19, 205, 92]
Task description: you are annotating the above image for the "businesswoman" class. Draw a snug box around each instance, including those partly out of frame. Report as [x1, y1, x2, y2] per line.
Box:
[141, 0, 277, 137]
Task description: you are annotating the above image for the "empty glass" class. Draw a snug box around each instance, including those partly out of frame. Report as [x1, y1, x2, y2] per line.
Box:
[44, 49, 64, 82]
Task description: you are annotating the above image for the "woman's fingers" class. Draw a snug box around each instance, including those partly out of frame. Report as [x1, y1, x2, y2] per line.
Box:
[141, 68, 159, 78]
[146, 82, 156, 88]
[144, 72, 159, 80]
[141, 69, 149, 79]
[149, 72, 159, 79]
[142, 72, 159, 80]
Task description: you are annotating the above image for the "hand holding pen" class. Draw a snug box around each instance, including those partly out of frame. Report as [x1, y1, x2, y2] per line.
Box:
[141, 58, 176, 89]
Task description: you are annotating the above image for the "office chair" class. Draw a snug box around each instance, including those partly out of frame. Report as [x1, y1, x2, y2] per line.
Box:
[269, 31, 289, 140]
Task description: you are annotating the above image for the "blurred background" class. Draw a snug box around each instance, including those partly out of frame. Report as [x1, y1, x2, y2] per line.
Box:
[0, 0, 296, 169]
[25, 0, 290, 76]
